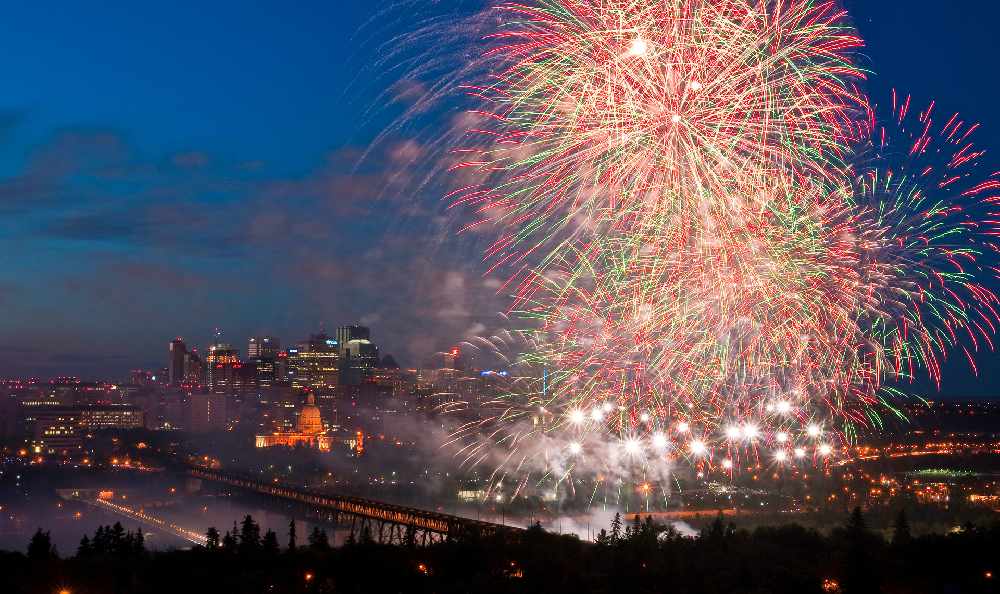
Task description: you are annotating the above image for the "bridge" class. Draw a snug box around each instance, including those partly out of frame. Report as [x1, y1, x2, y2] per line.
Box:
[186, 467, 522, 545]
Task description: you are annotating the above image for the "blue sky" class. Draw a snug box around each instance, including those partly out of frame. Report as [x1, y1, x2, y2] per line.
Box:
[2, 1, 1000, 398]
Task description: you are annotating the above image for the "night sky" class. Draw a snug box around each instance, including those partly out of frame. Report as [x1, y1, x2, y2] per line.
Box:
[2, 1, 999, 399]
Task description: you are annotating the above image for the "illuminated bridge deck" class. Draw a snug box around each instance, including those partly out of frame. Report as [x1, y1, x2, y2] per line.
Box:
[187, 467, 522, 544]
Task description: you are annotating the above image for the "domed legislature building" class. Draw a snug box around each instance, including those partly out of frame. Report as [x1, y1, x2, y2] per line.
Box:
[255, 393, 333, 452]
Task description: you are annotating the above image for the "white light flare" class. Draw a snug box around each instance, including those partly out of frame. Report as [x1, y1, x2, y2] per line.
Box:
[627, 37, 649, 57]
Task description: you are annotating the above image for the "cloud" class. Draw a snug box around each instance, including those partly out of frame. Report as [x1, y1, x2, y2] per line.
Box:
[4, 119, 507, 374]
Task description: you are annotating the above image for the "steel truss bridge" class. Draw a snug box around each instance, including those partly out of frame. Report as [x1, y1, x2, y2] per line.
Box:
[186, 467, 521, 545]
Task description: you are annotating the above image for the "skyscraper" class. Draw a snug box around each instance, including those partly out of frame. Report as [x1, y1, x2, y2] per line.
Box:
[289, 332, 340, 393]
[248, 336, 280, 359]
[205, 342, 241, 394]
[336, 325, 370, 351]
[247, 336, 280, 389]
[168, 338, 187, 385]
[338, 325, 379, 386]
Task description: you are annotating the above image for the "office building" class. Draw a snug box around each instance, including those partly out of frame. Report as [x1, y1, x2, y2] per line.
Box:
[248, 336, 280, 359]
[169, 338, 187, 385]
[205, 342, 241, 393]
[289, 332, 340, 392]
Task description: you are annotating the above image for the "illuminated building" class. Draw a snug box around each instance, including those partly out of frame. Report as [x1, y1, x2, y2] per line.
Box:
[340, 340, 378, 386]
[77, 405, 145, 430]
[29, 404, 146, 452]
[252, 357, 276, 388]
[205, 342, 242, 393]
[248, 336, 280, 359]
[255, 393, 333, 451]
[169, 338, 187, 385]
[336, 324, 369, 348]
[289, 332, 340, 392]
[31, 409, 83, 454]
[183, 348, 205, 385]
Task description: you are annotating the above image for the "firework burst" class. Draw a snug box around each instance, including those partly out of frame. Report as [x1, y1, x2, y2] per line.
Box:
[396, 0, 1000, 503]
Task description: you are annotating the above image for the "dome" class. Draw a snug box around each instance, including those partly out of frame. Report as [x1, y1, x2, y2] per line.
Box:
[296, 394, 324, 435]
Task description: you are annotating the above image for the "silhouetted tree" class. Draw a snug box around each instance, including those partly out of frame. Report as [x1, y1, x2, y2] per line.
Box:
[308, 527, 330, 551]
[262, 530, 279, 555]
[110, 522, 126, 554]
[221, 530, 237, 553]
[287, 519, 297, 551]
[205, 527, 220, 550]
[845, 506, 867, 538]
[27, 529, 56, 561]
[239, 515, 261, 554]
[705, 511, 726, 542]
[93, 526, 108, 555]
[594, 528, 610, 546]
[77, 534, 92, 558]
[843, 507, 879, 594]
[610, 513, 622, 544]
[134, 527, 145, 555]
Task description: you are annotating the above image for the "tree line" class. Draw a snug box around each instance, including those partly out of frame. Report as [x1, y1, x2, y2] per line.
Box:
[1, 506, 997, 593]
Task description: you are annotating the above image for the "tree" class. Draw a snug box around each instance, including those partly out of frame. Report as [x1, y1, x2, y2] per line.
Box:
[705, 511, 726, 542]
[262, 530, 280, 555]
[134, 527, 145, 555]
[221, 530, 237, 552]
[27, 529, 56, 561]
[287, 520, 297, 551]
[843, 507, 878, 594]
[205, 527, 221, 550]
[845, 506, 867, 539]
[610, 513, 623, 544]
[239, 515, 261, 554]
[77, 534, 92, 558]
[891, 508, 911, 546]
[308, 527, 330, 551]
[93, 526, 108, 555]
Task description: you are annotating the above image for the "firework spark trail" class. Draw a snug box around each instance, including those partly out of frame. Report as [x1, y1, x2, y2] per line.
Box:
[402, 1, 1000, 502]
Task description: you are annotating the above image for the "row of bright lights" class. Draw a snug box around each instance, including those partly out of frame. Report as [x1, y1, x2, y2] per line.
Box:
[567, 437, 834, 461]
[567, 407, 825, 440]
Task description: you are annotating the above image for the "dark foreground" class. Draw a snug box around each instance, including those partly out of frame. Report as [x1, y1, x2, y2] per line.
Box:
[2, 508, 998, 594]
